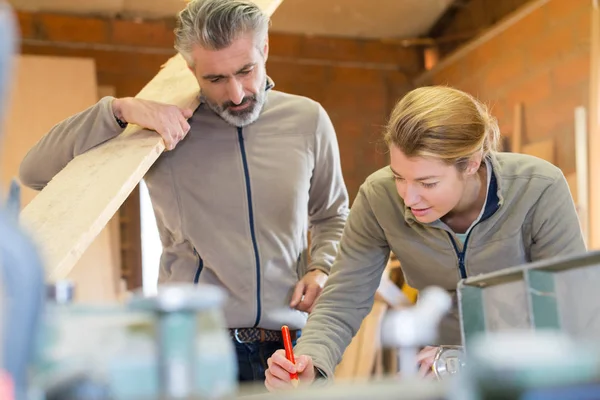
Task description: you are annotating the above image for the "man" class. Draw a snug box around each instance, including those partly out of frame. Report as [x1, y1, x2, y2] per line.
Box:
[19, 0, 349, 383]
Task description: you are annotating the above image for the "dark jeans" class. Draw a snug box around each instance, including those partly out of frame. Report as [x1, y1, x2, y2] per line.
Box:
[234, 338, 297, 383]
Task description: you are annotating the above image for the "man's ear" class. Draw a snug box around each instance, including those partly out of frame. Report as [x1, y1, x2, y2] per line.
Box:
[263, 37, 269, 62]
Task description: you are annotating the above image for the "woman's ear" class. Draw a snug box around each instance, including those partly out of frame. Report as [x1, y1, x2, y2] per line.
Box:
[466, 152, 484, 175]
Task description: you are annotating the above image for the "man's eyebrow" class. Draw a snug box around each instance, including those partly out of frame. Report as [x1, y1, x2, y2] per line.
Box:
[201, 73, 226, 80]
[235, 63, 256, 73]
[389, 166, 439, 181]
[201, 63, 256, 80]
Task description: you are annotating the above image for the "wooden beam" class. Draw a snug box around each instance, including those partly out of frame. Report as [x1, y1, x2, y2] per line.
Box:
[427, 0, 470, 38]
[521, 138, 555, 163]
[575, 106, 589, 245]
[512, 102, 523, 153]
[589, 0, 600, 250]
[19, 0, 284, 281]
[414, 0, 550, 86]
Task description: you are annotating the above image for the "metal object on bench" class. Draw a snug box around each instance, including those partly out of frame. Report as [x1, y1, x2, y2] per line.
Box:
[129, 282, 236, 400]
[46, 281, 75, 305]
[33, 283, 237, 400]
[431, 346, 465, 381]
[381, 286, 452, 378]
[453, 330, 600, 400]
[458, 250, 600, 347]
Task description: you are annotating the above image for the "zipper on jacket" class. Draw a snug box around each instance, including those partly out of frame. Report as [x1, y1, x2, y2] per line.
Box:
[447, 233, 467, 279]
[237, 127, 262, 327]
[447, 162, 501, 280]
[193, 247, 204, 283]
[446, 207, 497, 280]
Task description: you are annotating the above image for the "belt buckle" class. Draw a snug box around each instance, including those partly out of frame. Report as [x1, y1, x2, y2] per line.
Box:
[233, 328, 257, 344]
[233, 328, 245, 344]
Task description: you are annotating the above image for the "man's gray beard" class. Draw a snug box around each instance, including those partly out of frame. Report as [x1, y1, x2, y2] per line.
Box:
[205, 88, 266, 127]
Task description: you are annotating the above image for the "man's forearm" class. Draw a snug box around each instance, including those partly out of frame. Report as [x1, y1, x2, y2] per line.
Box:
[308, 213, 348, 274]
[19, 97, 124, 190]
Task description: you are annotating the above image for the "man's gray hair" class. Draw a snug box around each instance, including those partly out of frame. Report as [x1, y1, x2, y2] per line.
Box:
[174, 0, 270, 66]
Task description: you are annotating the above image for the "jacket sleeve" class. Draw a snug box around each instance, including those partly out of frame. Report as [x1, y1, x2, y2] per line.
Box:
[305, 103, 350, 275]
[19, 96, 124, 190]
[529, 172, 587, 260]
[294, 184, 390, 378]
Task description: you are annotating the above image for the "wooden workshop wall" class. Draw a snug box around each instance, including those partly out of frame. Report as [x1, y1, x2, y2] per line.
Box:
[417, 0, 590, 179]
[15, 11, 421, 203]
[1, 54, 123, 303]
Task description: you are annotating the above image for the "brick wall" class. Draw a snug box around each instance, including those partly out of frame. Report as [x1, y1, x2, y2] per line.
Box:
[16, 11, 421, 200]
[417, 0, 591, 176]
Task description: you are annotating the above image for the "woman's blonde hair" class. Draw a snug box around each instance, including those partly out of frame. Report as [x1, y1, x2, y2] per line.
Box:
[384, 86, 500, 171]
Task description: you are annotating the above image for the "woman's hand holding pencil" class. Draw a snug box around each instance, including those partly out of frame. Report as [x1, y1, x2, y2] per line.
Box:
[264, 325, 317, 392]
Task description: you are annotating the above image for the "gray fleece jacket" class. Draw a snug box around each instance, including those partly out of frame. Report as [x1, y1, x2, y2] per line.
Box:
[19, 83, 349, 331]
[294, 152, 586, 378]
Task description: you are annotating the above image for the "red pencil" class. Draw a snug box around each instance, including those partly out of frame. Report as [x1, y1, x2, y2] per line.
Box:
[281, 325, 299, 387]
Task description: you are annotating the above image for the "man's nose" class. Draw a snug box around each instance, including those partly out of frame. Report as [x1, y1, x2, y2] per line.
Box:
[227, 79, 244, 105]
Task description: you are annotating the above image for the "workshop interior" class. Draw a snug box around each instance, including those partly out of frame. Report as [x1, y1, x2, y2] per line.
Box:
[1, 0, 600, 399]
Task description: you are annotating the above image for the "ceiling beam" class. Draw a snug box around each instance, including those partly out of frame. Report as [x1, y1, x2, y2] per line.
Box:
[427, 0, 470, 38]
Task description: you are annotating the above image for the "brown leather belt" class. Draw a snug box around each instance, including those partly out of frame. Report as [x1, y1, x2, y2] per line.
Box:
[230, 327, 299, 344]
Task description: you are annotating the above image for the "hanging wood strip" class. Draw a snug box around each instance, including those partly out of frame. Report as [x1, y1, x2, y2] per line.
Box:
[588, 0, 600, 249]
[512, 102, 523, 153]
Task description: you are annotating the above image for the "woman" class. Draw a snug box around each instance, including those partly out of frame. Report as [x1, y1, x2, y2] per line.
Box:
[264, 86, 586, 390]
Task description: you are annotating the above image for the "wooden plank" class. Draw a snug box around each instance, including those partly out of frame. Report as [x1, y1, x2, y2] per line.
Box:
[352, 300, 388, 379]
[566, 172, 578, 204]
[19, 0, 284, 281]
[375, 274, 409, 308]
[335, 300, 388, 381]
[512, 102, 523, 153]
[95, 85, 126, 299]
[68, 83, 124, 304]
[589, 0, 600, 250]
[574, 106, 589, 245]
[521, 138, 555, 164]
[336, 265, 406, 381]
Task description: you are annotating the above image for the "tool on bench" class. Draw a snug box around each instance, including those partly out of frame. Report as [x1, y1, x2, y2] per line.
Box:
[32, 282, 237, 400]
[380, 286, 462, 380]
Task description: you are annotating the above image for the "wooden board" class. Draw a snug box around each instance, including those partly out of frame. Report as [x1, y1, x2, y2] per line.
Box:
[512, 103, 523, 153]
[521, 138, 555, 164]
[566, 172, 578, 204]
[335, 265, 408, 381]
[19, 0, 284, 281]
[589, 1, 600, 250]
[574, 106, 589, 245]
[4, 55, 122, 302]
